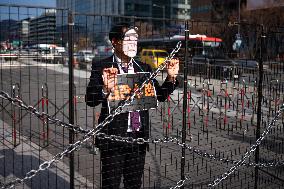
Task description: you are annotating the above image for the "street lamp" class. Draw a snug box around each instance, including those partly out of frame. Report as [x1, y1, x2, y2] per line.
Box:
[238, 0, 241, 35]
[232, 0, 242, 55]
[153, 3, 165, 37]
[236, 0, 242, 57]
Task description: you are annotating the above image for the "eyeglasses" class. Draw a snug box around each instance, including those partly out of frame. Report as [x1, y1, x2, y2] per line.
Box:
[123, 35, 138, 42]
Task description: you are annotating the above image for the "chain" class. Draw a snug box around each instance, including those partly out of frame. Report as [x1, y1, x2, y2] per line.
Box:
[94, 107, 284, 189]
[96, 132, 150, 144]
[170, 173, 190, 189]
[96, 131, 283, 189]
[180, 141, 284, 168]
[0, 91, 90, 134]
[208, 104, 284, 188]
[0, 41, 182, 135]
[248, 160, 284, 168]
[0, 41, 182, 189]
[4, 40, 281, 188]
[96, 131, 284, 173]
[96, 133, 182, 145]
[96, 133, 281, 166]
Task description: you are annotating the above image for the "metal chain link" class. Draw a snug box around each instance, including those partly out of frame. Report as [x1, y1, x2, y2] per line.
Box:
[0, 91, 90, 134]
[170, 173, 190, 189]
[179, 140, 284, 168]
[1, 129, 281, 189]
[0, 41, 182, 135]
[208, 104, 284, 188]
[96, 132, 284, 168]
[249, 161, 284, 168]
[0, 41, 182, 189]
[2, 40, 281, 188]
[95, 110, 284, 189]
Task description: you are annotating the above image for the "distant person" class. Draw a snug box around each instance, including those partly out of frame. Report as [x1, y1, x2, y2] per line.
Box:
[86, 22, 179, 189]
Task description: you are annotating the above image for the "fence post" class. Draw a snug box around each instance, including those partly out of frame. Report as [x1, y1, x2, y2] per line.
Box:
[12, 85, 17, 147]
[181, 20, 190, 188]
[68, 10, 75, 189]
[255, 24, 265, 189]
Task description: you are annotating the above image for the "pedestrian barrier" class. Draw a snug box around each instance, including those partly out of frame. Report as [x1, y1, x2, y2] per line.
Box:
[0, 4, 284, 189]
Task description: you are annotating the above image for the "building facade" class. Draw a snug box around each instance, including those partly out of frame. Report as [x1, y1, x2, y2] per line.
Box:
[191, 0, 213, 21]
[56, 0, 191, 41]
[170, 0, 191, 20]
[10, 19, 31, 46]
[56, 0, 95, 27]
[29, 9, 56, 45]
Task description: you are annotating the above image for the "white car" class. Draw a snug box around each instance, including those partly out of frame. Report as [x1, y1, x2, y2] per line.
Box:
[77, 50, 95, 63]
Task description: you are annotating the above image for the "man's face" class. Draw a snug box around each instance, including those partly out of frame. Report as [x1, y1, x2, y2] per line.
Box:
[122, 29, 138, 58]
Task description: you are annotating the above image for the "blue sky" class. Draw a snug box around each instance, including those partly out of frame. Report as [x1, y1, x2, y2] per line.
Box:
[0, 0, 56, 20]
[1, 0, 56, 7]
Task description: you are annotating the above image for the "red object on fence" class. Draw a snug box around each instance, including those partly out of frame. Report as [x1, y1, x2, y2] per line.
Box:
[225, 90, 228, 97]
[204, 115, 208, 127]
[224, 116, 227, 125]
[12, 112, 16, 146]
[167, 96, 171, 129]
[187, 91, 191, 129]
[207, 90, 211, 97]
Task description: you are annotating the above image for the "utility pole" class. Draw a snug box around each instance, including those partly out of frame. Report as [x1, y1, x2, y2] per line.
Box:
[68, 10, 75, 189]
[255, 25, 265, 189]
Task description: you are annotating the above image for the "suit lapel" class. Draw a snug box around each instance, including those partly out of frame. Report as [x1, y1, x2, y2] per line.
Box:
[133, 61, 139, 73]
[133, 60, 145, 72]
[104, 55, 119, 70]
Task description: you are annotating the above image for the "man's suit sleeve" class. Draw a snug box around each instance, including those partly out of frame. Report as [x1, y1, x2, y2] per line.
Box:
[86, 62, 105, 107]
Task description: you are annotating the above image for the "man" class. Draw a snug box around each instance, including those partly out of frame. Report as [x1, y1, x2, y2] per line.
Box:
[86, 23, 179, 189]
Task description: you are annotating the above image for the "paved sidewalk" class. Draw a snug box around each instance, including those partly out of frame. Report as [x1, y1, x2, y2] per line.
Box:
[1, 60, 281, 188]
[0, 119, 95, 189]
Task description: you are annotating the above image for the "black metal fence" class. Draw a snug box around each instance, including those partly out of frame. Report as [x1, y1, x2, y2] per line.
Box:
[0, 4, 284, 189]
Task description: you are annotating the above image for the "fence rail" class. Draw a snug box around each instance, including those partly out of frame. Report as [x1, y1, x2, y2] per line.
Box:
[0, 4, 284, 189]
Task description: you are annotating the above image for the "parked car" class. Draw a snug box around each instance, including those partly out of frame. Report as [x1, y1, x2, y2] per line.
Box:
[233, 59, 269, 74]
[94, 45, 113, 60]
[191, 55, 238, 80]
[189, 47, 239, 80]
[77, 50, 95, 70]
[265, 61, 284, 71]
[140, 49, 168, 69]
[233, 59, 260, 69]
[77, 50, 95, 63]
[53, 52, 79, 68]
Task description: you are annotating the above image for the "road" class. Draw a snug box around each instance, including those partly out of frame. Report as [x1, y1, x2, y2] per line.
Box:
[0, 59, 284, 188]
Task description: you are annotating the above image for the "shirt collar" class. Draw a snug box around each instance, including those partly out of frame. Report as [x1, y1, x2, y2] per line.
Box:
[113, 54, 134, 73]
[114, 54, 133, 65]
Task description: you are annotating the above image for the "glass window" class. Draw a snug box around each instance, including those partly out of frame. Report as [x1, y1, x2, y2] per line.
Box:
[125, 3, 134, 11]
[154, 52, 168, 57]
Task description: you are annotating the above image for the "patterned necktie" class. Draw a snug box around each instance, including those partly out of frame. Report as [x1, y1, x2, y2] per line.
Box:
[130, 111, 140, 131]
[122, 64, 140, 131]
[121, 66, 128, 73]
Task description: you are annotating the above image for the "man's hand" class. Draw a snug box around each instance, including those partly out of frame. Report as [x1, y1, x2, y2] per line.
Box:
[102, 67, 118, 93]
[166, 58, 179, 82]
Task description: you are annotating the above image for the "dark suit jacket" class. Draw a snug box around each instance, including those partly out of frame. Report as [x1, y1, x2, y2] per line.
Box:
[86, 56, 178, 150]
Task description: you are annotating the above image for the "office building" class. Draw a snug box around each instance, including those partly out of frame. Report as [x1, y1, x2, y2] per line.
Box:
[56, 0, 192, 47]
[29, 9, 56, 45]
[0, 19, 17, 42]
[170, 0, 191, 20]
[10, 19, 31, 46]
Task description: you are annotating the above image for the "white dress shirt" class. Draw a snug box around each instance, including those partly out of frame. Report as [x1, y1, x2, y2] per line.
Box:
[113, 55, 141, 132]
